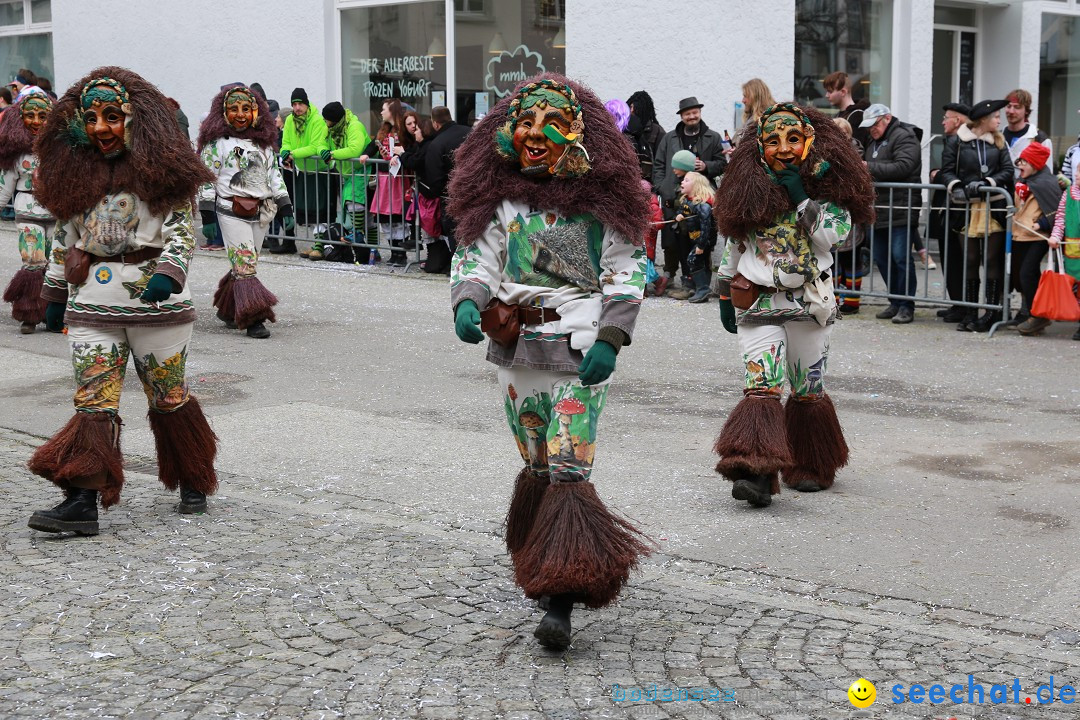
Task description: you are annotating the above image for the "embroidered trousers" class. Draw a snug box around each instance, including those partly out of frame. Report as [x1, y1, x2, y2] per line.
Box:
[738, 320, 833, 399]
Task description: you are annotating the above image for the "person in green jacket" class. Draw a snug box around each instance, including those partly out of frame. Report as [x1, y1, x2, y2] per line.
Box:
[280, 88, 336, 228]
[308, 101, 376, 261]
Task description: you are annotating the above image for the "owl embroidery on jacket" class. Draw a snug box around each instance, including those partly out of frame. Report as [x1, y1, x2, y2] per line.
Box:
[228, 147, 269, 194]
[82, 192, 140, 256]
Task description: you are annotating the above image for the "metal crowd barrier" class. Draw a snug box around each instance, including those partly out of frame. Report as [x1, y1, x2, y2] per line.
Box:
[266, 157, 424, 271]
[834, 181, 1015, 337]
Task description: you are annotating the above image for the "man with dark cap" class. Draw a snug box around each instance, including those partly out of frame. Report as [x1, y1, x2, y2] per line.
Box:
[417, 105, 469, 273]
[653, 97, 725, 296]
[930, 102, 971, 321]
[280, 88, 334, 231]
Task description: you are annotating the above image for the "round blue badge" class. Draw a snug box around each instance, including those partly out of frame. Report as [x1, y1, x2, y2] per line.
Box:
[94, 266, 112, 284]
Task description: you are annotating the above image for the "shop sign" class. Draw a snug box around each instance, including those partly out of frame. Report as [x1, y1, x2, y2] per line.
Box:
[485, 45, 546, 98]
[355, 55, 438, 99]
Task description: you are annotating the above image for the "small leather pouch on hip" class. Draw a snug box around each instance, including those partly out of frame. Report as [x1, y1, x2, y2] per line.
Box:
[232, 196, 260, 218]
[729, 273, 760, 311]
[480, 299, 521, 347]
[63, 247, 92, 286]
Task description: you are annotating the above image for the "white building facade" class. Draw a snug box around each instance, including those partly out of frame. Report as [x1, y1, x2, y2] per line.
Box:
[2, 0, 1080, 171]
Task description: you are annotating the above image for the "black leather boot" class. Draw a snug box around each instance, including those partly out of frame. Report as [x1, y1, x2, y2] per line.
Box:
[246, 321, 270, 339]
[28, 489, 99, 535]
[731, 473, 773, 508]
[956, 279, 981, 331]
[534, 593, 574, 650]
[970, 280, 1001, 333]
[268, 238, 297, 255]
[179, 487, 208, 514]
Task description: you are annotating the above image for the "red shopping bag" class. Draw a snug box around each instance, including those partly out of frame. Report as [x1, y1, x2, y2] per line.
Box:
[1031, 248, 1080, 322]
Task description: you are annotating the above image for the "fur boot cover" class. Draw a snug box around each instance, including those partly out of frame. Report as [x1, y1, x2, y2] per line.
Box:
[513, 481, 653, 609]
[28, 412, 124, 508]
[3, 267, 47, 323]
[148, 396, 218, 495]
[781, 394, 848, 490]
[212, 271, 235, 323]
[504, 467, 551, 557]
[714, 395, 793, 483]
[232, 275, 277, 329]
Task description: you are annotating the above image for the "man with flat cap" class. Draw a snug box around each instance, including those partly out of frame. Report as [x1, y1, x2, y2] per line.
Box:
[930, 102, 971, 322]
[653, 97, 726, 295]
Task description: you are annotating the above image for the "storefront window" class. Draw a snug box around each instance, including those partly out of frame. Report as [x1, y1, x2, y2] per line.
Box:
[454, 0, 565, 124]
[794, 0, 893, 112]
[1040, 13, 1080, 158]
[340, 2, 447, 133]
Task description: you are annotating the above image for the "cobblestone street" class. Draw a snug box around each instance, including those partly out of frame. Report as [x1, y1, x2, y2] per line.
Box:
[1, 241, 1078, 719]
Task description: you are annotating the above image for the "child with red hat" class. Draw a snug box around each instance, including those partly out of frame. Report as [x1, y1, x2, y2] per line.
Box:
[1011, 141, 1062, 334]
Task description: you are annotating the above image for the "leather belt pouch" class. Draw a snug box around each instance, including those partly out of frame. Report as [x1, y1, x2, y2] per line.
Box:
[480, 300, 520, 347]
[232, 196, 260, 218]
[730, 273, 760, 310]
[64, 247, 92, 286]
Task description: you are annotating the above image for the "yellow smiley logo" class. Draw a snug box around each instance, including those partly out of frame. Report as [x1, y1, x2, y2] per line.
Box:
[847, 678, 876, 708]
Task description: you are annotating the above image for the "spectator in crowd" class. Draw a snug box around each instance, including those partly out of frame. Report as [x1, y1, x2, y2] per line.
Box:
[674, 171, 717, 303]
[741, 78, 777, 130]
[1044, 155, 1080, 341]
[659, 149, 698, 299]
[280, 88, 335, 229]
[930, 102, 971, 323]
[398, 112, 435, 262]
[861, 103, 922, 324]
[653, 96, 726, 297]
[625, 91, 664, 180]
[372, 98, 412, 265]
[1004, 89, 1053, 175]
[306, 101, 373, 262]
[604, 98, 630, 131]
[0, 86, 11, 112]
[166, 97, 189, 139]
[413, 105, 469, 274]
[824, 71, 870, 150]
[642, 178, 663, 296]
[9, 68, 44, 102]
[940, 99, 1014, 332]
[36, 77, 56, 100]
[832, 116, 868, 314]
[1009, 143, 1060, 334]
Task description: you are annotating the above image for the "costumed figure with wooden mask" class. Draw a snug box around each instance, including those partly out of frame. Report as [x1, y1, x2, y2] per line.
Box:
[197, 85, 293, 339]
[449, 74, 655, 651]
[27, 67, 219, 536]
[712, 103, 874, 508]
[0, 93, 54, 333]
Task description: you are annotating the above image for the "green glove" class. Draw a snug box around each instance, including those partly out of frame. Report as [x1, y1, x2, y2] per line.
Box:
[319, 149, 332, 164]
[775, 163, 808, 205]
[45, 301, 65, 332]
[578, 340, 617, 386]
[718, 297, 738, 334]
[454, 299, 484, 344]
[282, 214, 296, 231]
[279, 149, 291, 162]
[201, 222, 217, 241]
[140, 273, 175, 303]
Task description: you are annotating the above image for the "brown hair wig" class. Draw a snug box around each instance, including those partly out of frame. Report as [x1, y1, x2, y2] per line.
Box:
[715, 103, 875, 239]
[196, 85, 277, 152]
[34, 66, 213, 220]
[448, 72, 650, 247]
[0, 95, 46, 170]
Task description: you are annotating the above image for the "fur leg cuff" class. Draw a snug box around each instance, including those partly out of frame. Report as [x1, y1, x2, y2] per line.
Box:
[28, 412, 124, 508]
[504, 468, 550, 558]
[782, 393, 848, 490]
[212, 271, 236, 323]
[714, 395, 793, 480]
[4, 267, 47, 324]
[232, 275, 278, 329]
[148, 396, 219, 494]
[513, 481, 653, 609]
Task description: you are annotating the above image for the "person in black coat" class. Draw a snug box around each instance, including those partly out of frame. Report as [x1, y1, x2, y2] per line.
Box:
[929, 102, 971, 323]
[939, 99, 1014, 332]
[417, 106, 469, 273]
[625, 90, 665, 181]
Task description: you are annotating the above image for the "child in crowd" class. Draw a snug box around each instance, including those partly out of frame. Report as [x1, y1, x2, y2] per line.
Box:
[674, 171, 717, 303]
[642, 179, 664, 296]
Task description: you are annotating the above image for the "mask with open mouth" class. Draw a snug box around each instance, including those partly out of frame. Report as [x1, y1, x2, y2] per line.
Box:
[224, 87, 258, 132]
[495, 79, 590, 179]
[79, 77, 132, 159]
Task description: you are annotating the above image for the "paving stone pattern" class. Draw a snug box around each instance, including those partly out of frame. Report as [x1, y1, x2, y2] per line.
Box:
[1, 428, 1077, 720]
